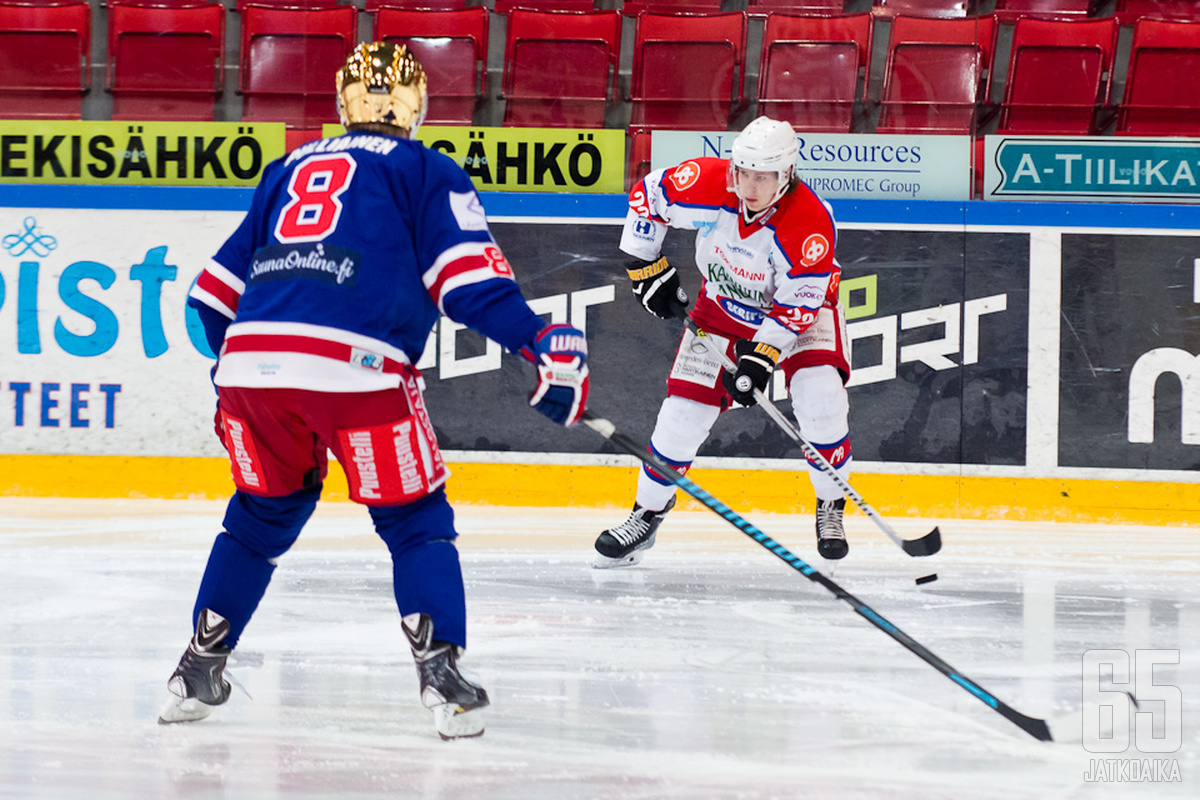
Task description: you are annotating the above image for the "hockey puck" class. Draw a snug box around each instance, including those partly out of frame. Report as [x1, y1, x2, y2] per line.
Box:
[915, 573, 939, 585]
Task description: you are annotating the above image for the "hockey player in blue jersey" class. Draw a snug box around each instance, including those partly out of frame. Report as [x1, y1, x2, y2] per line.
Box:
[159, 43, 590, 739]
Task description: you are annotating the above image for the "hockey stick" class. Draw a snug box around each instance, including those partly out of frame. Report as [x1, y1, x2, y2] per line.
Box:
[580, 409, 1050, 742]
[682, 316, 941, 558]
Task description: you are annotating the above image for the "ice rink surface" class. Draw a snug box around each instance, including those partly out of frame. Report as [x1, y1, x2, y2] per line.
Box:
[1, 497, 1197, 800]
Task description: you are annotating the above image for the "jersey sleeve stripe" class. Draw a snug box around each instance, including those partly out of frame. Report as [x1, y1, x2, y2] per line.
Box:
[189, 284, 236, 320]
[771, 233, 794, 272]
[634, 175, 667, 223]
[189, 269, 241, 319]
[436, 268, 512, 309]
[425, 251, 513, 311]
[423, 241, 494, 292]
[205, 260, 246, 295]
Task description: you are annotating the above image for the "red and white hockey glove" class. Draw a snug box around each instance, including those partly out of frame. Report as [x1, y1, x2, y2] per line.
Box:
[523, 323, 590, 426]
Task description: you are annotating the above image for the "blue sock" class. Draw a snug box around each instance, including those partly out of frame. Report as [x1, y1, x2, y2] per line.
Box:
[191, 488, 319, 647]
[371, 491, 468, 649]
[192, 532, 276, 648]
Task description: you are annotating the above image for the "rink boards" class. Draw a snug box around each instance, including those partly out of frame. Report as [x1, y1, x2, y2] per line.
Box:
[1, 189, 1198, 524]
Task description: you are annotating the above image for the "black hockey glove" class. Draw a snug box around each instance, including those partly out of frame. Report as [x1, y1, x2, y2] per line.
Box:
[722, 339, 781, 407]
[627, 257, 689, 320]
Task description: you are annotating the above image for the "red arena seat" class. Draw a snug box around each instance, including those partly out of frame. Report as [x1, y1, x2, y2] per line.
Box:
[236, 0, 344, 12]
[996, 17, 1118, 134]
[374, 7, 490, 125]
[502, 9, 622, 128]
[629, 11, 748, 133]
[107, 0, 226, 121]
[1114, 1, 1200, 26]
[1116, 18, 1200, 135]
[747, 0, 846, 17]
[992, 1, 1093, 22]
[757, 12, 873, 133]
[622, 0, 722, 17]
[494, 0, 595, 13]
[240, 4, 358, 129]
[871, 0, 973, 18]
[0, 0, 91, 120]
[876, 14, 997, 134]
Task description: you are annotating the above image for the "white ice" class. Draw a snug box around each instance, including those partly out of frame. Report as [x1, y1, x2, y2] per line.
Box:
[1, 497, 1197, 799]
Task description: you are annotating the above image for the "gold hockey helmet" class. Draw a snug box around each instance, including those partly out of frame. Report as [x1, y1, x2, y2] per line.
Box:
[335, 42, 428, 135]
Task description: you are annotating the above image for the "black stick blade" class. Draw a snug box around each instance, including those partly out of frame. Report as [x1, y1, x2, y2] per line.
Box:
[999, 704, 1054, 742]
[901, 526, 942, 557]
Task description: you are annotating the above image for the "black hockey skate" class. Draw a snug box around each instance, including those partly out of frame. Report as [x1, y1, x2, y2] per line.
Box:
[593, 496, 676, 569]
[158, 609, 233, 724]
[402, 613, 489, 740]
[815, 497, 849, 560]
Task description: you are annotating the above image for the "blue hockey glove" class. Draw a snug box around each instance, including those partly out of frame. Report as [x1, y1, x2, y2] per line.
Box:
[721, 339, 780, 406]
[523, 324, 589, 426]
[627, 257, 689, 320]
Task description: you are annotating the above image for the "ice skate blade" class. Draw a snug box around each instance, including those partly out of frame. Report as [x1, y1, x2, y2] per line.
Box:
[158, 694, 217, 725]
[432, 705, 486, 740]
[591, 549, 646, 569]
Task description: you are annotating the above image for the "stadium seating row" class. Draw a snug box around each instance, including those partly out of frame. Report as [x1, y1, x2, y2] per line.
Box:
[104, 0, 1200, 24]
[4, 2, 1198, 139]
[42, 0, 1200, 23]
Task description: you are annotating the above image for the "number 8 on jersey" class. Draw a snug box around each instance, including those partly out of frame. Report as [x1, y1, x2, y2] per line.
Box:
[275, 154, 358, 243]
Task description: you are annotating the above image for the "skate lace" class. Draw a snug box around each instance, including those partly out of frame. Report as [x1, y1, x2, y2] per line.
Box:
[610, 512, 652, 546]
[817, 501, 846, 541]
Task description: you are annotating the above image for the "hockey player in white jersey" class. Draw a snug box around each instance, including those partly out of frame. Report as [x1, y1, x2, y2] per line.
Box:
[594, 116, 853, 567]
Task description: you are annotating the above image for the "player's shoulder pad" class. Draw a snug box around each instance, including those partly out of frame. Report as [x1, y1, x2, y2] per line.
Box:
[414, 146, 490, 234]
[771, 183, 838, 273]
[256, 153, 291, 186]
[418, 141, 477, 191]
[659, 157, 731, 203]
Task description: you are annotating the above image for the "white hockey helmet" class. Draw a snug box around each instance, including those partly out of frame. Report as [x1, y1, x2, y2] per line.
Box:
[336, 42, 428, 136]
[728, 116, 800, 210]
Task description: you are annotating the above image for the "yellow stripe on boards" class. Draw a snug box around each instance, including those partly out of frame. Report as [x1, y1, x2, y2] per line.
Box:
[0, 454, 1198, 527]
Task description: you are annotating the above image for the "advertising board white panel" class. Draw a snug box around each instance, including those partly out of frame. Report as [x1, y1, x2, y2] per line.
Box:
[651, 131, 972, 201]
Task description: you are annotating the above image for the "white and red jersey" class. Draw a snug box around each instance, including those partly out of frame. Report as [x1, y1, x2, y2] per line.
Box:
[620, 157, 841, 351]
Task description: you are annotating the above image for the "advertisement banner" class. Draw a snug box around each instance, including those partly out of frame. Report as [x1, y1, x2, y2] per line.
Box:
[322, 124, 625, 193]
[0, 208, 234, 457]
[404, 224, 1030, 465]
[0, 121, 286, 186]
[649, 131, 972, 201]
[1059, 233, 1200, 469]
[0, 206, 1026, 466]
[984, 135, 1200, 203]
[839, 229, 1028, 465]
